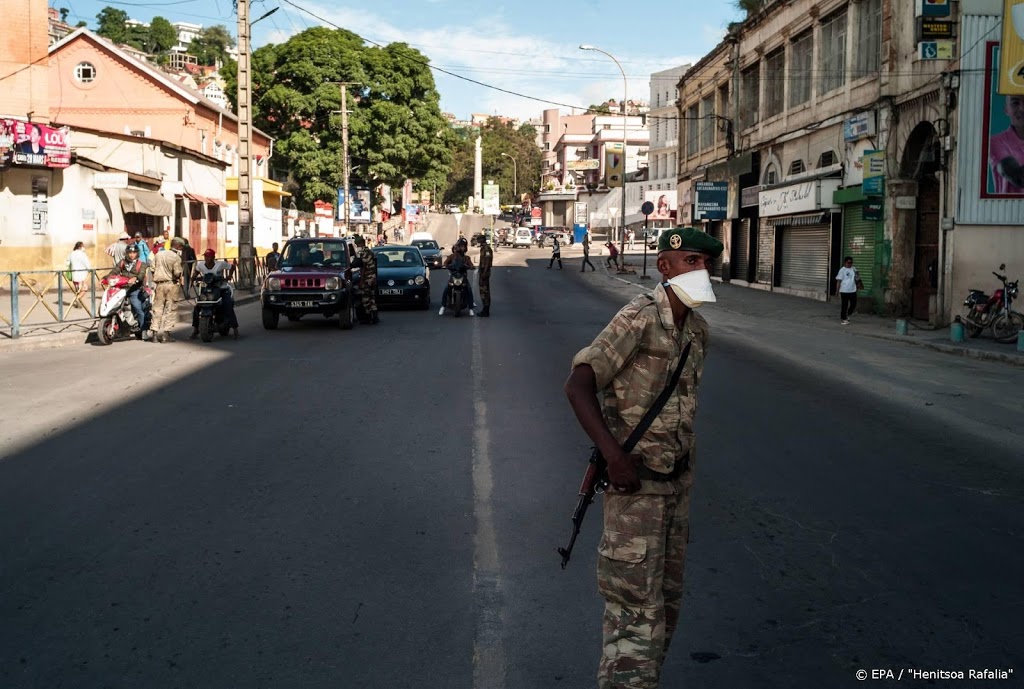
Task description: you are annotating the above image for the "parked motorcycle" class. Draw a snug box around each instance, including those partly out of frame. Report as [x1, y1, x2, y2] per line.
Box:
[962, 264, 1022, 343]
[195, 272, 233, 342]
[96, 275, 152, 345]
[444, 268, 470, 317]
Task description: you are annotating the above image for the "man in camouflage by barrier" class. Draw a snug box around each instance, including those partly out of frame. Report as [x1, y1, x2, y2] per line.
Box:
[564, 226, 723, 688]
[474, 233, 493, 317]
[352, 235, 379, 325]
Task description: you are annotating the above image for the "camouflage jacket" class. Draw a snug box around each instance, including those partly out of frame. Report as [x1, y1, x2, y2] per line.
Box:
[478, 244, 493, 279]
[571, 282, 709, 493]
[355, 247, 377, 283]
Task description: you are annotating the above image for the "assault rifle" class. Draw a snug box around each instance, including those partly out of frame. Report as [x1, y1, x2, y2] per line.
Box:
[557, 448, 608, 569]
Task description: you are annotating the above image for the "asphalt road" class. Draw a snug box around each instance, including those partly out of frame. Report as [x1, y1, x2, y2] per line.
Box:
[0, 245, 1021, 688]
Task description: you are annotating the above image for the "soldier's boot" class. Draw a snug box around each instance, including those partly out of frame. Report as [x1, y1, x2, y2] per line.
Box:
[162, 331, 175, 343]
[479, 305, 489, 317]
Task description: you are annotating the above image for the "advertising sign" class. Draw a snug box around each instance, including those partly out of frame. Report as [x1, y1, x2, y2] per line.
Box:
[338, 187, 372, 223]
[31, 176, 48, 235]
[758, 181, 817, 216]
[843, 112, 876, 142]
[1000, 0, 1024, 94]
[919, 41, 955, 60]
[864, 199, 884, 221]
[0, 119, 71, 169]
[605, 142, 624, 188]
[694, 181, 728, 220]
[574, 201, 589, 226]
[93, 172, 129, 189]
[917, 18, 955, 41]
[643, 189, 677, 219]
[566, 159, 600, 171]
[916, 0, 950, 17]
[983, 43, 1024, 196]
[483, 182, 500, 215]
[862, 149, 885, 196]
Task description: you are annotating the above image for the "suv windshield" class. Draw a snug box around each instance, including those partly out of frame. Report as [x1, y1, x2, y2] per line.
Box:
[412, 240, 438, 250]
[280, 241, 349, 268]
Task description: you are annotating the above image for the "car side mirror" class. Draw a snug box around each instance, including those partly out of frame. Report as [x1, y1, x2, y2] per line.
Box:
[439, 246, 445, 251]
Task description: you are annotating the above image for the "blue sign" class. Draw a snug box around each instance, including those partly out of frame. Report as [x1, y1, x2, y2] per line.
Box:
[917, 0, 950, 18]
[694, 181, 728, 220]
[573, 223, 587, 243]
[863, 176, 885, 197]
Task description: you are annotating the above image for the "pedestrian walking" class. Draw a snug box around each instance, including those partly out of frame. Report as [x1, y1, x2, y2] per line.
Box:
[266, 242, 282, 272]
[352, 235, 379, 324]
[581, 233, 596, 272]
[476, 233, 492, 317]
[150, 237, 184, 342]
[106, 232, 130, 265]
[627, 228, 635, 250]
[605, 241, 619, 269]
[564, 227, 722, 689]
[835, 256, 862, 325]
[179, 239, 197, 300]
[548, 236, 563, 269]
[133, 233, 153, 265]
[66, 242, 91, 304]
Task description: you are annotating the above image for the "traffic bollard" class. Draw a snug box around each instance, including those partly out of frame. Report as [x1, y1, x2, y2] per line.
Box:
[950, 316, 966, 343]
[895, 318, 909, 336]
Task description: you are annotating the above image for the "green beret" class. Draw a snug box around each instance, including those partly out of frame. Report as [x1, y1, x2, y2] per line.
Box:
[657, 226, 724, 257]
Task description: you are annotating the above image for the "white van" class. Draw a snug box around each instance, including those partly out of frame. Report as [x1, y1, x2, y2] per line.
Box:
[409, 231, 434, 243]
[514, 228, 533, 248]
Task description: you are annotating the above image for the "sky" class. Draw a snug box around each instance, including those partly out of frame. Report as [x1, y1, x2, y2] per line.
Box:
[59, 0, 745, 120]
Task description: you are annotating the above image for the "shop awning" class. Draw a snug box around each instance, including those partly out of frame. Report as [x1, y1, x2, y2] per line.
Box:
[179, 191, 229, 207]
[766, 212, 829, 226]
[120, 189, 172, 216]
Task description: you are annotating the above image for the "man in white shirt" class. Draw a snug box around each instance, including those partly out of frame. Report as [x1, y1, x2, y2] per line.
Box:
[190, 249, 239, 339]
[835, 256, 861, 325]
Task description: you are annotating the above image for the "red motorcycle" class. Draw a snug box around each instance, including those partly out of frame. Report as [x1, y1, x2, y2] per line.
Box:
[962, 264, 1022, 343]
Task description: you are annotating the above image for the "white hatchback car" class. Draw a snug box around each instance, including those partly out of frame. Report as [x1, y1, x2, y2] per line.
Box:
[514, 228, 534, 248]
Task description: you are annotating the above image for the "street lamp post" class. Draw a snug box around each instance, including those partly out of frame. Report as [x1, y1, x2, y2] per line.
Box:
[580, 44, 627, 271]
[500, 152, 518, 201]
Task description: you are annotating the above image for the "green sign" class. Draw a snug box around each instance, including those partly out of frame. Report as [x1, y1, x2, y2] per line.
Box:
[864, 199, 884, 221]
[862, 149, 885, 197]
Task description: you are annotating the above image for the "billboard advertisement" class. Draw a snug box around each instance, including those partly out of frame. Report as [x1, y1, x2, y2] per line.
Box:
[483, 182, 500, 215]
[982, 43, 1024, 196]
[1000, 0, 1024, 95]
[338, 186, 373, 222]
[605, 142, 623, 188]
[0, 119, 71, 169]
[643, 190, 677, 219]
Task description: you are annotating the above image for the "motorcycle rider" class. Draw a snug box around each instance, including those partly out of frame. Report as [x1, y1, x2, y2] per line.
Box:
[106, 242, 151, 336]
[439, 237, 476, 316]
[190, 249, 239, 340]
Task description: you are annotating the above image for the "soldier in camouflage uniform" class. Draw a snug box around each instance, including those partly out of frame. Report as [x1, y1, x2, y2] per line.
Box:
[474, 233, 493, 317]
[564, 227, 723, 689]
[351, 235, 379, 324]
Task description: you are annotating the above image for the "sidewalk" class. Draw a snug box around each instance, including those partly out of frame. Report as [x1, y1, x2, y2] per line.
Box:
[0, 292, 260, 352]
[563, 244, 1024, 368]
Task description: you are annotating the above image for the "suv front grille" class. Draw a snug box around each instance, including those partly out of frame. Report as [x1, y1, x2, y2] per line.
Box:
[282, 277, 323, 289]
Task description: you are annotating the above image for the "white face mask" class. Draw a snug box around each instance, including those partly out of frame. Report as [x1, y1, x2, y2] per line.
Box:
[664, 269, 716, 309]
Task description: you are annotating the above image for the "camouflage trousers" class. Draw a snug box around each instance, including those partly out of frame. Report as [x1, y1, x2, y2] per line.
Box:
[151, 282, 179, 334]
[361, 278, 378, 315]
[597, 489, 690, 689]
[478, 276, 490, 306]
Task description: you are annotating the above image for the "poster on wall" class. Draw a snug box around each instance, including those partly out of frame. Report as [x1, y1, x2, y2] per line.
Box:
[0, 119, 71, 169]
[982, 43, 1024, 196]
[643, 190, 677, 219]
[32, 176, 48, 235]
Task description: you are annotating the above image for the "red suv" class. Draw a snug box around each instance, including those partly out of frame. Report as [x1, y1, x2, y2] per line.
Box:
[261, 237, 360, 330]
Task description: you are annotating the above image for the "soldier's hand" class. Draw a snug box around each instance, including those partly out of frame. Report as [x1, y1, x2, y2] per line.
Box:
[605, 449, 641, 494]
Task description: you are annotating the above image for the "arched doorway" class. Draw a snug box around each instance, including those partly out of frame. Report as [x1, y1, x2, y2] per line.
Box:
[900, 123, 942, 320]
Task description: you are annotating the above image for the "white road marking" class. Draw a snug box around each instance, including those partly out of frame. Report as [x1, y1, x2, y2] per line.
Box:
[471, 316, 507, 688]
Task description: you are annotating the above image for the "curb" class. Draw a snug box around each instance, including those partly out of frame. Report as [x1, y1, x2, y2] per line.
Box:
[0, 294, 262, 354]
[587, 266, 1024, 369]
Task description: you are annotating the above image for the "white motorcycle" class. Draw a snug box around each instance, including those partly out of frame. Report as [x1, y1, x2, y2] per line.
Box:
[96, 275, 152, 345]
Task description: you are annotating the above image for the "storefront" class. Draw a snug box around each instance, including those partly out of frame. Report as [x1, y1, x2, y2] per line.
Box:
[758, 176, 841, 299]
[734, 185, 762, 284]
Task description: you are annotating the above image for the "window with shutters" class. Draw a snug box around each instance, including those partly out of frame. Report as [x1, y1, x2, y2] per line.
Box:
[789, 159, 806, 176]
[817, 150, 838, 168]
[686, 104, 699, 156]
[764, 49, 785, 118]
[789, 31, 812, 107]
[717, 83, 730, 143]
[740, 64, 760, 130]
[856, 0, 882, 77]
[699, 95, 715, 149]
[819, 10, 847, 95]
[763, 163, 779, 185]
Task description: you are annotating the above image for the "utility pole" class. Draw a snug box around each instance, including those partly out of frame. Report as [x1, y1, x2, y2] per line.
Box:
[236, 0, 254, 288]
[330, 82, 359, 235]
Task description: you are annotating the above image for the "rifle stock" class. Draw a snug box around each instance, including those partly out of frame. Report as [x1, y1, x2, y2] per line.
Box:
[558, 448, 608, 569]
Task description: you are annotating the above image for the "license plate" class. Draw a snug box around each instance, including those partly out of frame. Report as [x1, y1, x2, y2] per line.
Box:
[380, 289, 402, 295]
[291, 300, 315, 307]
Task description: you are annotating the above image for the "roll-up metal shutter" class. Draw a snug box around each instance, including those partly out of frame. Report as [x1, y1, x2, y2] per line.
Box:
[757, 219, 774, 284]
[778, 223, 830, 292]
[733, 218, 751, 282]
[842, 204, 875, 294]
[709, 222, 725, 276]
[552, 202, 566, 227]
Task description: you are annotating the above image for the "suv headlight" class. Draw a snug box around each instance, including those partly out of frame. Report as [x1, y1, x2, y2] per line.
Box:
[414, 275, 425, 285]
[266, 277, 281, 291]
[325, 276, 340, 291]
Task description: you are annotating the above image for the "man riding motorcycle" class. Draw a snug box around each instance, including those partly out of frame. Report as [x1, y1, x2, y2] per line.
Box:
[190, 249, 240, 339]
[106, 242, 151, 336]
[439, 237, 476, 316]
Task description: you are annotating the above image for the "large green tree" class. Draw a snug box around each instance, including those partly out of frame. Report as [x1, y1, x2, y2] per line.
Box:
[95, 6, 129, 44]
[148, 16, 177, 54]
[438, 119, 542, 207]
[189, 25, 235, 66]
[229, 27, 451, 210]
